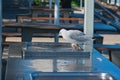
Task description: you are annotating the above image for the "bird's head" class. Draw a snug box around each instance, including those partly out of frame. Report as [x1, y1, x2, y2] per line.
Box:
[59, 28, 67, 36]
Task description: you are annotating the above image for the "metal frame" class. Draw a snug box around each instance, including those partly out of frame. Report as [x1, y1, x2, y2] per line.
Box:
[0, 0, 95, 79]
[54, 0, 60, 25]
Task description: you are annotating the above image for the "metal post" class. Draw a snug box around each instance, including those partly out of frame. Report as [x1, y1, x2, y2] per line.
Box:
[0, 0, 2, 79]
[115, 0, 117, 5]
[107, 0, 110, 4]
[118, 0, 120, 7]
[54, 0, 60, 25]
[28, 0, 32, 7]
[49, 0, 52, 23]
[102, 0, 107, 3]
[49, 0, 52, 9]
[116, 0, 120, 6]
[84, 0, 94, 37]
[111, 0, 115, 4]
[80, 0, 83, 9]
[109, 0, 111, 3]
[84, 0, 94, 69]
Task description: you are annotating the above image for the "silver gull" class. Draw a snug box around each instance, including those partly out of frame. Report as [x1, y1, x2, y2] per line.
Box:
[59, 28, 92, 51]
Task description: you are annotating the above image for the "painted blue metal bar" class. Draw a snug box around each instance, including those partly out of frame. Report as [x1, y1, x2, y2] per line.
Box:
[54, 0, 60, 25]
[93, 49, 120, 80]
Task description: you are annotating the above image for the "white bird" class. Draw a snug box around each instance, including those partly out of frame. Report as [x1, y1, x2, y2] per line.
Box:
[59, 29, 92, 51]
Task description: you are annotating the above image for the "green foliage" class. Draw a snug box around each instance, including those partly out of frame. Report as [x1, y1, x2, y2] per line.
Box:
[32, 0, 84, 7]
[72, 0, 80, 7]
[72, 0, 84, 7]
[33, 0, 41, 6]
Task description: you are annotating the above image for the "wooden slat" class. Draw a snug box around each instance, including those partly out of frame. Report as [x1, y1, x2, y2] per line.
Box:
[2, 32, 21, 37]
[94, 44, 120, 50]
[20, 7, 81, 12]
[18, 16, 84, 21]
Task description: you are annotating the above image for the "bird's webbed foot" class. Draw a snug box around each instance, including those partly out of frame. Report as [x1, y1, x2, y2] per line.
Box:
[71, 43, 83, 52]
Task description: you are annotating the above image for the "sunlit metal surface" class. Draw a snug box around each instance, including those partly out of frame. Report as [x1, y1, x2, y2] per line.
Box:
[5, 42, 120, 80]
[31, 72, 115, 80]
[16, 72, 115, 80]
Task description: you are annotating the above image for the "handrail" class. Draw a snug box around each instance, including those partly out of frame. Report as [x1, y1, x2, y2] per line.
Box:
[95, 1, 118, 20]
[95, 1, 120, 30]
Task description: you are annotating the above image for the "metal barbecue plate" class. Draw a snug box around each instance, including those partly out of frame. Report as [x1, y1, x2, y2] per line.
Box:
[23, 42, 91, 52]
[23, 51, 90, 59]
[30, 72, 115, 80]
[22, 42, 92, 59]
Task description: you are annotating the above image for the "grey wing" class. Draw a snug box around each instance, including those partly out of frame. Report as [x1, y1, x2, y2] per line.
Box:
[68, 30, 84, 36]
[69, 31, 91, 42]
[68, 30, 84, 42]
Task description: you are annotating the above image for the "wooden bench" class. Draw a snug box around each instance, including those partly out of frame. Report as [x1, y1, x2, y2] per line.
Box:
[17, 16, 84, 23]
[16, 13, 31, 22]
[2, 32, 103, 45]
[2, 32, 56, 53]
[2, 22, 58, 45]
[17, 16, 104, 24]
[94, 44, 120, 62]
[2, 32, 55, 43]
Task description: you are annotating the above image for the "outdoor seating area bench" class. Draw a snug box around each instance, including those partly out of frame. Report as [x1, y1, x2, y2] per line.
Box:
[16, 13, 31, 22]
[94, 44, 120, 67]
[16, 16, 84, 24]
[17, 7, 82, 24]
[2, 22, 106, 45]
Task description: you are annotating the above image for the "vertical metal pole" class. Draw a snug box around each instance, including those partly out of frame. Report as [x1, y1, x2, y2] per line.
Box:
[102, 0, 107, 3]
[28, 0, 32, 7]
[0, 0, 2, 79]
[49, 0, 52, 9]
[110, 0, 111, 3]
[49, 0, 52, 23]
[80, 0, 83, 9]
[107, 0, 110, 4]
[114, 0, 117, 5]
[116, 0, 120, 6]
[84, 0, 94, 37]
[108, 0, 111, 4]
[28, 0, 32, 14]
[111, 0, 115, 4]
[54, 0, 60, 43]
[118, 0, 120, 7]
[54, 0, 60, 25]
[84, 0, 94, 69]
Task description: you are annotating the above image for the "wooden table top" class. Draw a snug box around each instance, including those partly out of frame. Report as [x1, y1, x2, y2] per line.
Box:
[20, 7, 81, 12]
[3, 22, 60, 29]
[2, 22, 83, 30]
[2, 22, 117, 32]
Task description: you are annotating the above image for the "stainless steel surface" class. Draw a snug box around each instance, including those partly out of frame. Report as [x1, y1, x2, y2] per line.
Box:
[22, 42, 92, 59]
[31, 72, 115, 80]
[6, 42, 120, 80]
[9, 43, 23, 58]
[23, 51, 90, 59]
[17, 72, 115, 80]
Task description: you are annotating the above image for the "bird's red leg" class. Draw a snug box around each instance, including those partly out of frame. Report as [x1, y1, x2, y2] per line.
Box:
[71, 43, 76, 52]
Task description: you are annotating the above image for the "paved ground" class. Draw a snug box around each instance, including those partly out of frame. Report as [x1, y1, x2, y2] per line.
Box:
[4, 33, 120, 44]
[101, 34, 120, 44]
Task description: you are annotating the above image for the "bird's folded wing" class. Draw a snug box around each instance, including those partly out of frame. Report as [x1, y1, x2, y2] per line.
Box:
[70, 34, 92, 42]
